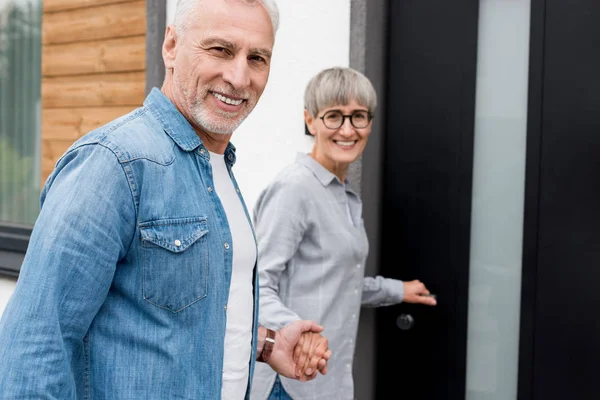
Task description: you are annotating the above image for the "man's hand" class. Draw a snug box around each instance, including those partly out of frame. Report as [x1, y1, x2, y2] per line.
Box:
[266, 320, 331, 382]
[293, 331, 331, 379]
[403, 280, 437, 306]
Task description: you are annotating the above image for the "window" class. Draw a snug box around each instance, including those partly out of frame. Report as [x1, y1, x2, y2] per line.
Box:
[0, 0, 42, 276]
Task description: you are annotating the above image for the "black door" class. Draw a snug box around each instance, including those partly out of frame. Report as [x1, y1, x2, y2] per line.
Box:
[375, 1, 479, 399]
[519, 1, 600, 399]
[377, 0, 600, 399]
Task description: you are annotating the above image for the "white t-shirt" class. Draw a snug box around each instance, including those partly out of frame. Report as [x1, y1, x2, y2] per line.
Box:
[210, 152, 257, 399]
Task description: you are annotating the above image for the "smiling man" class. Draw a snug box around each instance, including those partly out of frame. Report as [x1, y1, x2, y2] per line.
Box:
[0, 1, 330, 399]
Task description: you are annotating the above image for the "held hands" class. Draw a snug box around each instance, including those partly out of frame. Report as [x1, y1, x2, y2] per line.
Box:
[403, 280, 437, 306]
[267, 320, 331, 382]
[293, 331, 331, 379]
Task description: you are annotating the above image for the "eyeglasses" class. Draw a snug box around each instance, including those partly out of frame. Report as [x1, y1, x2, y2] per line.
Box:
[319, 110, 373, 129]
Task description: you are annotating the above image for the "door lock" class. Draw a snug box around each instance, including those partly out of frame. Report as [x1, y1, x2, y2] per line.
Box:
[396, 313, 415, 330]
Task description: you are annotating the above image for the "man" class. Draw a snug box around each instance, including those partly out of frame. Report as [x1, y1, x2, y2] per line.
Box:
[0, 0, 329, 398]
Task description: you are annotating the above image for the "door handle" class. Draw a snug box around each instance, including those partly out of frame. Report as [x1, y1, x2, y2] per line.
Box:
[396, 313, 415, 330]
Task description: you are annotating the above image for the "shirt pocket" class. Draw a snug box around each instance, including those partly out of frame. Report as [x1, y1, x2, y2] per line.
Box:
[139, 216, 209, 312]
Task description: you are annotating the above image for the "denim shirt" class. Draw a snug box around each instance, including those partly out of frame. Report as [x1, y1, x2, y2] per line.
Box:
[0, 88, 260, 399]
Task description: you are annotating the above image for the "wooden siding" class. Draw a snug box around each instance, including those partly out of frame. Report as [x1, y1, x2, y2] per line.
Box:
[41, 0, 146, 185]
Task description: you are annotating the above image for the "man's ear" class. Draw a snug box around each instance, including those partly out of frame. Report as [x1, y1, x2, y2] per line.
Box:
[304, 109, 316, 136]
[163, 25, 178, 70]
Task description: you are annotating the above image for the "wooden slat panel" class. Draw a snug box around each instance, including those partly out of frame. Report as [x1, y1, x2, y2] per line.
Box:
[44, 0, 134, 13]
[43, 1, 146, 45]
[42, 72, 145, 108]
[43, 36, 145, 77]
[41, 139, 74, 183]
[41, 154, 55, 188]
[42, 106, 137, 141]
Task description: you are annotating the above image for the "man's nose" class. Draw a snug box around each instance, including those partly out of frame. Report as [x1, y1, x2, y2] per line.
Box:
[223, 57, 250, 90]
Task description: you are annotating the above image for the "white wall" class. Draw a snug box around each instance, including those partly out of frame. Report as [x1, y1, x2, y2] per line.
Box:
[0, 0, 351, 317]
[167, 0, 351, 210]
[0, 277, 16, 315]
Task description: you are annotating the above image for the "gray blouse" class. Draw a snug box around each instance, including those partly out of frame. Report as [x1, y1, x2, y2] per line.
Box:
[250, 153, 404, 400]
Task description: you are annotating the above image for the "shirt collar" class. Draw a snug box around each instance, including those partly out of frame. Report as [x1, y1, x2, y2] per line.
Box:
[144, 87, 237, 165]
[295, 152, 347, 187]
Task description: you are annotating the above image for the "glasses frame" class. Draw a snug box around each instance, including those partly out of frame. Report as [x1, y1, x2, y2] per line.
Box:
[318, 110, 374, 129]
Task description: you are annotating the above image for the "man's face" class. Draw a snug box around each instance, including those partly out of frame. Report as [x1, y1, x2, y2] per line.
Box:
[165, 0, 274, 136]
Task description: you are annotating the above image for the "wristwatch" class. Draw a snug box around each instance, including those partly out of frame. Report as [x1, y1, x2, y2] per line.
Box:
[258, 328, 276, 362]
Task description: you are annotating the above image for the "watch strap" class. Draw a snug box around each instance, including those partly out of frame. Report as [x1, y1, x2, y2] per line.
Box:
[258, 328, 276, 362]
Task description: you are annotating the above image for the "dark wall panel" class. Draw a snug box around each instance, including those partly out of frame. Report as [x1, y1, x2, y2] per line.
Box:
[529, 1, 600, 398]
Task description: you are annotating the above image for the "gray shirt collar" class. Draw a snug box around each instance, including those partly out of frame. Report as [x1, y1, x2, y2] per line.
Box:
[295, 152, 347, 187]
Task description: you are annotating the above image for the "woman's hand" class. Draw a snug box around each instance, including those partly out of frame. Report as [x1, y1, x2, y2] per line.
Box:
[266, 320, 331, 382]
[293, 331, 331, 379]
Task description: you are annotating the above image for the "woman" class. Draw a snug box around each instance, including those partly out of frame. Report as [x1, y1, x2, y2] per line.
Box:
[250, 67, 437, 400]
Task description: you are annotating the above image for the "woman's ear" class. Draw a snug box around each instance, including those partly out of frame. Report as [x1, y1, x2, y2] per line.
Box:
[304, 109, 316, 136]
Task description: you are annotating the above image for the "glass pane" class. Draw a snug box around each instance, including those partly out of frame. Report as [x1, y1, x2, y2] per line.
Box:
[0, 0, 42, 225]
[466, 0, 531, 399]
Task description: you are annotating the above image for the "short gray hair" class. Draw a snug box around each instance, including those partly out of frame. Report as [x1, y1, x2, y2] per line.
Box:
[174, 0, 279, 35]
[304, 67, 377, 117]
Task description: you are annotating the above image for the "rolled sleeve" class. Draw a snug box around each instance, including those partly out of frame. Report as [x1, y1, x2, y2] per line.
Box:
[361, 276, 404, 307]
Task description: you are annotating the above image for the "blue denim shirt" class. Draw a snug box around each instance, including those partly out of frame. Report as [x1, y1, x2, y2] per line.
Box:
[0, 88, 260, 399]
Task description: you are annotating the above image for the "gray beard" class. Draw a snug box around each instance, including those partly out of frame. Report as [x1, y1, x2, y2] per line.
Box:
[191, 103, 246, 135]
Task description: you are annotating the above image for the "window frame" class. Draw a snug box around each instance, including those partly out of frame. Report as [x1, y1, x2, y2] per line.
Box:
[0, 1, 42, 279]
[0, 223, 30, 277]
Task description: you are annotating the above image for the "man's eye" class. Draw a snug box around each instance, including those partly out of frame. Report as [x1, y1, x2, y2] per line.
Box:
[250, 55, 266, 63]
[211, 47, 228, 54]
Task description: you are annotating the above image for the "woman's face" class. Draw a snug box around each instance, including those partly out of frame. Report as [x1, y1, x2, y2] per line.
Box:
[305, 100, 372, 172]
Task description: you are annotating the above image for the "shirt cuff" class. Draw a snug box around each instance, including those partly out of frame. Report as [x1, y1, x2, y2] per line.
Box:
[385, 278, 405, 303]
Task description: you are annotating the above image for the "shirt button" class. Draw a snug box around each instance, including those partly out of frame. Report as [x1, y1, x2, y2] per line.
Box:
[228, 154, 233, 161]
[224, 243, 230, 249]
[224, 305, 228, 310]
[352, 314, 356, 319]
[200, 149, 206, 154]
[354, 289, 359, 294]
[236, 188, 240, 193]
[174, 239, 182, 247]
[208, 186, 213, 192]
[356, 263, 361, 269]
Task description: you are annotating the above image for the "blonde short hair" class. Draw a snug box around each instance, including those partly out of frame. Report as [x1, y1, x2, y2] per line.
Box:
[304, 67, 377, 117]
